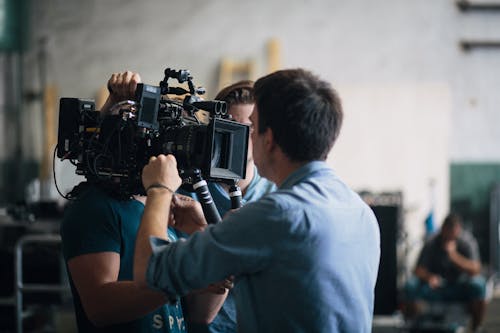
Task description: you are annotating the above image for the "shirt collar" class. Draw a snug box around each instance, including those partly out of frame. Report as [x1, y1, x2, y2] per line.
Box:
[279, 160, 331, 190]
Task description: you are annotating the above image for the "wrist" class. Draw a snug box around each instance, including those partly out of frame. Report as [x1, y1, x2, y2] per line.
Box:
[101, 97, 119, 115]
[146, 187, 174, 197]
[146, 183, 175, 195]
[447, 249, 459, 261]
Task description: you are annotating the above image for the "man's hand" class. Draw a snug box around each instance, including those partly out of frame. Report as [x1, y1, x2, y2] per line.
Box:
[142, 155, 182, 194]
[427, 274, 442, 289]
[204, 277, 235, 295]
[185, 276, 235, 324]
[415, 266, 443, 289]
[135, 154, 180, 287]
[108, 71, 141, 103]
[170, 194, 207, 234]
[102, 71, 141, 114]
[444, 239, 482, 276]
[443, 240, 457, 255]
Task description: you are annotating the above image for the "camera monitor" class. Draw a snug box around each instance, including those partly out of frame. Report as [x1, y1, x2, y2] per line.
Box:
[208, 118, 249, 182]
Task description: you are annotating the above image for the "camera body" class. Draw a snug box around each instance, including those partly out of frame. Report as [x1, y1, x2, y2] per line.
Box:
[57, 68, 249, 198]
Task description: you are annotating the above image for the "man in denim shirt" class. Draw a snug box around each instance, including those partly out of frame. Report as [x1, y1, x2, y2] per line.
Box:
[134, 69, 381, 333]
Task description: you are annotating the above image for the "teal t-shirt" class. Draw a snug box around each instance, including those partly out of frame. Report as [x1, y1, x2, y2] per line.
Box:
[60, 184, 186, 333]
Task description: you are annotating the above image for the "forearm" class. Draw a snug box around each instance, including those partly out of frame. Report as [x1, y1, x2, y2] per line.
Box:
[184, 291, 228, 324]
[100, 97, 115, 114]
[134, 189, 173, 284]
[415, 266, 435, 282]
[449, 251, 481, 275]
[84, 280, 167, 327]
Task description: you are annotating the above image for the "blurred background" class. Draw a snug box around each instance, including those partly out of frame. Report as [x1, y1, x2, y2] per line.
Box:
[1, 0, 500, 332]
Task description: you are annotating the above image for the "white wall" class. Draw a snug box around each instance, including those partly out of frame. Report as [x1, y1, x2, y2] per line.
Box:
[330, 82, 451, 262]
[11, 0, 500, 264]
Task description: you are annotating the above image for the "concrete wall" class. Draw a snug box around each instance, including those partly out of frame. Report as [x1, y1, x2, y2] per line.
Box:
[4, 0, 500, 265]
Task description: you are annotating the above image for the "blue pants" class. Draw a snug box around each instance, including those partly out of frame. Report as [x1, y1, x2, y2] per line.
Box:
[404, 275, 486, 302]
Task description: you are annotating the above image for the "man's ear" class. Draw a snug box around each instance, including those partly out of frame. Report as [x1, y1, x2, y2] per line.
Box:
[263, 127, 276, 152]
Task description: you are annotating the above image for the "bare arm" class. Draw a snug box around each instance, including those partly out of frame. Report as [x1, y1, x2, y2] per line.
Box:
[134, 155, 230, 323]
[171, 193, 233, 323]
[445, 241, 481, 276]
[133, 187, 175, 285]
[185, 290, 228, 324]
[414, 265, 442, 289]
[101, 71, 141, 114]
[134, 155, 181, 286]
[67, 252, 167, 327]
[184, 277, 234, 324]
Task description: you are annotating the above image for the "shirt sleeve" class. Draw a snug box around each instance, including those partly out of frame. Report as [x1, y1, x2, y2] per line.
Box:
[60, 194, 121, 260]
[460, 232, 481, 262]
[468, 239, 480, 262]
[145, 197, 283, 298]
[416, 242, 432, 269]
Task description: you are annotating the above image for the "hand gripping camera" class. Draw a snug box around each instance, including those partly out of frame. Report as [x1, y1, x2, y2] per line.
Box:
[56, 68, 249, 205]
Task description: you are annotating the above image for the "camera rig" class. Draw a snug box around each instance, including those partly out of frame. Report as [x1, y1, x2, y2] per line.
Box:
[57, 68, 249, 205]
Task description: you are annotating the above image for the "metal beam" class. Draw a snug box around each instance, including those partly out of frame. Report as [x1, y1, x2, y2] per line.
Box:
[460, 40, 500, 51]
[457, 0, 500, 11]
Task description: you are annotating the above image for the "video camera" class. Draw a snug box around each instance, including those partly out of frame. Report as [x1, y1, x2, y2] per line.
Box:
[56, 68, 249, 199]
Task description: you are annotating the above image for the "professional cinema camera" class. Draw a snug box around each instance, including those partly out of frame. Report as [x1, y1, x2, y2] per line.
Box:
[56, 68, 249, 222]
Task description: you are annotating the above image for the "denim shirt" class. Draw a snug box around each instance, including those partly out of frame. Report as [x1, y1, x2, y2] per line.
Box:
[147, 161, 380, 333]
[182, 167, 275, 333]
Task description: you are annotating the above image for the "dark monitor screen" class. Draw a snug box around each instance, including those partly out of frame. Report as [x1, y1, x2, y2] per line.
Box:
[139, 97, 157, 126]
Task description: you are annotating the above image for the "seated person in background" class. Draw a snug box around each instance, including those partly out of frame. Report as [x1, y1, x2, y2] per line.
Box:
[180, 80, 276, 333]
[404, 213, 486, 331]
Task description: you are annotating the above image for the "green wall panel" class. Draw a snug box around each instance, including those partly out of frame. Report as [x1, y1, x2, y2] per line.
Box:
[450, 163, 500, 213]
[0, 0, 29, 52]
[450, 163, 500, 265]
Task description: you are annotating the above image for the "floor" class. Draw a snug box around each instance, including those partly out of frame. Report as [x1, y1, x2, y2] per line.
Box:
[482, 288, 500, 332]
[373, 284, 500, 333]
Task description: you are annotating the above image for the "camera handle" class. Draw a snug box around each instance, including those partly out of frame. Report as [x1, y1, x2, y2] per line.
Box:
[229, 181, 243, 209]
[191, 170, 222, 224]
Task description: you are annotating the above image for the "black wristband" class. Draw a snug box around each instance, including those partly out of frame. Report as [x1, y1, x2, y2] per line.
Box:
[146, 183, 174, 194]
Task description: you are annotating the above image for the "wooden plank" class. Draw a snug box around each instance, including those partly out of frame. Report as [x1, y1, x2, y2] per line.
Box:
[40, 84, 57, 181]
[267, 38, 282, 73]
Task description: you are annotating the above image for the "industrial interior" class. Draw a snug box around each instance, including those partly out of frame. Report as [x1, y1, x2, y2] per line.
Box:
[1, 0, 500, 332]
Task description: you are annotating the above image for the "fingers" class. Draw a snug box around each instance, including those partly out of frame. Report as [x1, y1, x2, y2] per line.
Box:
[221, 278, 234, 290]
[116, 71, 127, 98]
[107, 73, 118, 93]
[130, 72, 141, 97]
[168, 211, 176, 226]
[164, 154, 177, 165]
[107, 71, 142, 101]
[142, 154, 182, 194]
[174, 194, 195, 204]
[108, 72, 123, 95]
[207, 277, 235, 294]
[208, 283, 227, 295]
[148, 154, 175, 165]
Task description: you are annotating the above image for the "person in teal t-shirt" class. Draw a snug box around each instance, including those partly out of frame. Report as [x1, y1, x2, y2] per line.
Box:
[60, 71, 226, 332]
[61, 184, 186, 333]
[180, 80, 276, 333]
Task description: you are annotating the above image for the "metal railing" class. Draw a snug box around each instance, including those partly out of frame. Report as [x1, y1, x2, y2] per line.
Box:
[14, 234, 70, 333]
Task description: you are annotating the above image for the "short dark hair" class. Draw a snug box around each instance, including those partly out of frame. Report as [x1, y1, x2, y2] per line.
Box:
[215, 80, 254, 108]
[253, 68, 343, 162]
[442, 213, 462, 229]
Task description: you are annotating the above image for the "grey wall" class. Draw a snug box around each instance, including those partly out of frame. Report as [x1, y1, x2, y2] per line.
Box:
[20, 0, 500, 159]
[2, 0, 500, 262]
